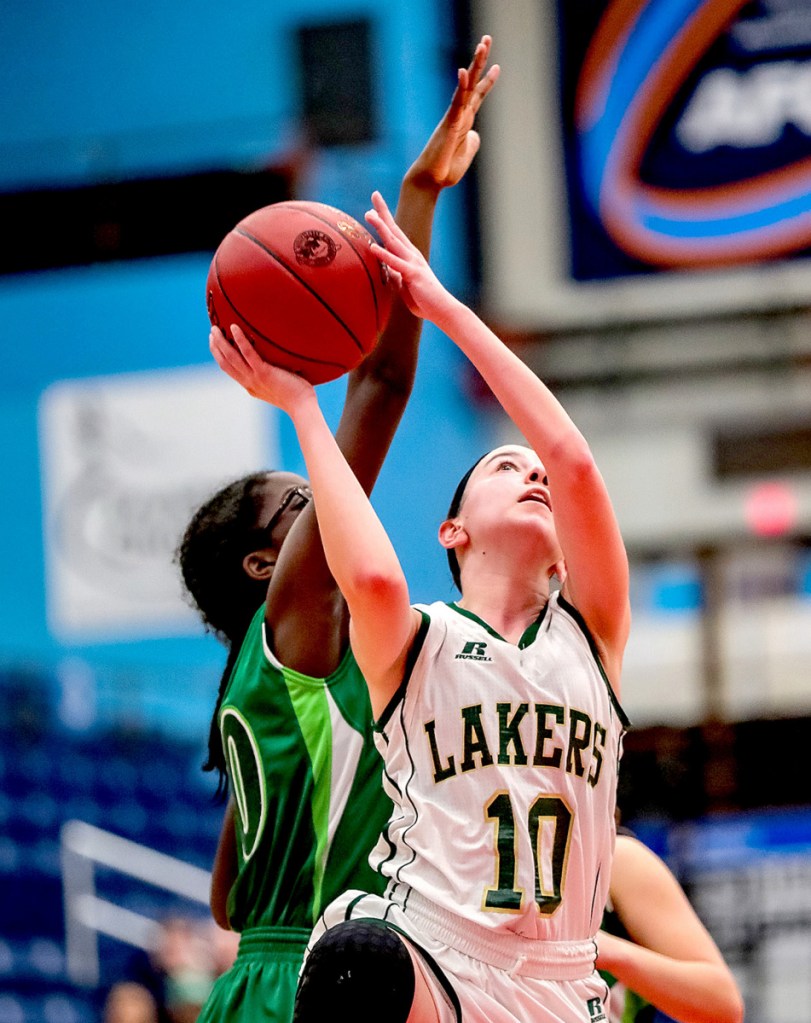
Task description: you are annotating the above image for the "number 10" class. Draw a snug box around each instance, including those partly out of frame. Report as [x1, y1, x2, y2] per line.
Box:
[484, 792, 573, 915]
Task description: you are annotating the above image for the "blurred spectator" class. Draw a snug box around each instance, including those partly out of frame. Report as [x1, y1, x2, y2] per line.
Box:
[204, 920, 239, 979]
[164, 970, 212, 1023]
[108, 913, 216, 1023]
[103, 982, 158, 1023]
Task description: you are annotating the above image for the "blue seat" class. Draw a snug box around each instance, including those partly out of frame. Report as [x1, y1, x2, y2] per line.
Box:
[0, 716, 225, 1009]
[17, 792, 60, 832]
[54, 752, 98, 796]
[41, 994, 84, 1023]
[0, 835, 21, 874]
[113, 798, 149, 837]
[0, 994, 25, 1023]
[94, 757, 139, 802]
[0, 936, 16, 980]
[24, 939, 65, 983]
[13, 989, 100, 1023]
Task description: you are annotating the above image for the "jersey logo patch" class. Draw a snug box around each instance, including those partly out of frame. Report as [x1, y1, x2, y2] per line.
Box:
[455, 641, 492, 662]
[586, 996, 606, 1022]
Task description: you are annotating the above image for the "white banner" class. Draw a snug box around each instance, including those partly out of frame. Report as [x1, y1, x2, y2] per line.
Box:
[39, 366, 274, 640]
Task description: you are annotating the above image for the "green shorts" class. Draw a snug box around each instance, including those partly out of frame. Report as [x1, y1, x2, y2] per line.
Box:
[198, 926, 310, 1023]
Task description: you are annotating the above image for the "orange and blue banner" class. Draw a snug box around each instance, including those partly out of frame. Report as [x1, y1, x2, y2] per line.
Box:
[559, 0, 811, 277]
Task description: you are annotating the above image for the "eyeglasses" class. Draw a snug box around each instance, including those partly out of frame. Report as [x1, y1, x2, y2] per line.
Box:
[262, 485, 312, 542]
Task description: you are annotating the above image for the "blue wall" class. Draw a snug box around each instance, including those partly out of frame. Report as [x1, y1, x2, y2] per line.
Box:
[1, 0, 498, 734]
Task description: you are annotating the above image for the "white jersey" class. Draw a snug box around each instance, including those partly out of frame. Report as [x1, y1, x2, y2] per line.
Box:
[370, 592, 628, 942]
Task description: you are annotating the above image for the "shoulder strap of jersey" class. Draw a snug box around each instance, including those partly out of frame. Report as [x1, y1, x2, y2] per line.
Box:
[375, 608, 431, 730]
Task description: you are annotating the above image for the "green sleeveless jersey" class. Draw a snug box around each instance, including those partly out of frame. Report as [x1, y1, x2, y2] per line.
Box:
[220, 605, 393, 932]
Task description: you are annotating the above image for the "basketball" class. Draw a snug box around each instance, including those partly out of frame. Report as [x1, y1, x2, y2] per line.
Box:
[206, 200, 395, 384]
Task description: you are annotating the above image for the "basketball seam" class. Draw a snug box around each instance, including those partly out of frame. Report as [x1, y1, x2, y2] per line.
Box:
[281, 202, 384, 331]
[213, 256, 347, 371]
[236, 225, 369, 355]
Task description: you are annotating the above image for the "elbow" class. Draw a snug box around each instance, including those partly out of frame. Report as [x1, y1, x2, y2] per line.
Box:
[209, 876, 231, 931]
[724, 987, 746, 1023]
[706, 974, 745, 1023]
[345, 565, 408, 611]
[210, 898, 230, 931]
[545, 430, 598, 485]
[561, 436, 599, 481]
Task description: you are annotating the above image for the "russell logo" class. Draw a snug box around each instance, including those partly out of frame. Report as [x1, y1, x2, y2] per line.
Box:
[455, 641, 492, 662]
[586, 996, 606, 1022]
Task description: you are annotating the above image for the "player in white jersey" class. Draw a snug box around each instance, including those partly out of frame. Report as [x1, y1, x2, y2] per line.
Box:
[372, 590, 626, 943]
[209, 188, 632, 1023]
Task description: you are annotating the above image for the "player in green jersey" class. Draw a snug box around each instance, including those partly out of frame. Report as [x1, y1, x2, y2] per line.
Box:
[176, 37, 499, 1023]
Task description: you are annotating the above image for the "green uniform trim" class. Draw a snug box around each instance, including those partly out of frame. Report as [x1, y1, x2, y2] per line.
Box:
[236, 925, 311, 960]
[283, 666, 333, 922]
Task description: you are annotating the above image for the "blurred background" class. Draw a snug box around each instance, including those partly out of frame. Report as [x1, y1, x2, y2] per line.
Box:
[2, 1, 810, 1020]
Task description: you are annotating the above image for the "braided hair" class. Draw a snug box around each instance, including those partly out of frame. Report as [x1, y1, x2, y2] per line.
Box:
[176, 471, 279, 798]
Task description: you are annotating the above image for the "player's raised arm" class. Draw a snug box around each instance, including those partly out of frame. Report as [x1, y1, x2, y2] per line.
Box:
[212, 325, 418, 716]
[365, 190, 630, 689]
[336, 34, 500, 493]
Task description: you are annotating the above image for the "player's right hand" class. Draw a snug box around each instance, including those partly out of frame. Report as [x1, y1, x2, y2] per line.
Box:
[210, 324, 317, 416]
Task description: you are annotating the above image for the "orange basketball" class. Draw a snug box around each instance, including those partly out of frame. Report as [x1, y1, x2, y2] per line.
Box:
[206, 200, 395, 384]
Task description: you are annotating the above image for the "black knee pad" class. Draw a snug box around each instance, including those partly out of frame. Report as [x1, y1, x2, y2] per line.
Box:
[294, 920, 415, 1023]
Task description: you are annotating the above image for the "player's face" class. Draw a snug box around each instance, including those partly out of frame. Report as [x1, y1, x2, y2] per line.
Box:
[258, 473, 312, 554]
[459, 445, 559, 555]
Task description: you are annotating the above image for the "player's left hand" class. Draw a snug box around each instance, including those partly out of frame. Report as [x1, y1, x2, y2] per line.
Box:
[406, 35, 500, 191]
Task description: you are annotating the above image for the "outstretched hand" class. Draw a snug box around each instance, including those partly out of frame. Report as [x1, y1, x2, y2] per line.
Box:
[365, 192, 452, 322]
[407, 35, 500, 191]
[210, 324, 316, 417]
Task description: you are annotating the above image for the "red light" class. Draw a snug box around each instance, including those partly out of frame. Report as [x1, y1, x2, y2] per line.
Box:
[744, 481, 798, 537]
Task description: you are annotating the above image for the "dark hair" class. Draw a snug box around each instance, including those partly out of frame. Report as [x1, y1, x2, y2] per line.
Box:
[445, 454, 486, 591]
[176, 471, 279, 798]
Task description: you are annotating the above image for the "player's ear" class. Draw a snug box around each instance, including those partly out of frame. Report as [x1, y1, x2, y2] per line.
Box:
[243, 549, 276, 580]
[438, 518, 467, 552]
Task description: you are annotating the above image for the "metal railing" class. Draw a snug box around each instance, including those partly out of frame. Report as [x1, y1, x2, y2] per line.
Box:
[60, 819, 211, 986]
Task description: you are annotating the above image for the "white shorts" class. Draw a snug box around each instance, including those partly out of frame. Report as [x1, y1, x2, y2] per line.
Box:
[304, 889, 610, 1023]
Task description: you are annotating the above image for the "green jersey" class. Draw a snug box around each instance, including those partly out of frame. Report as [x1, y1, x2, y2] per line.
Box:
[220, 604, 393, 932]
